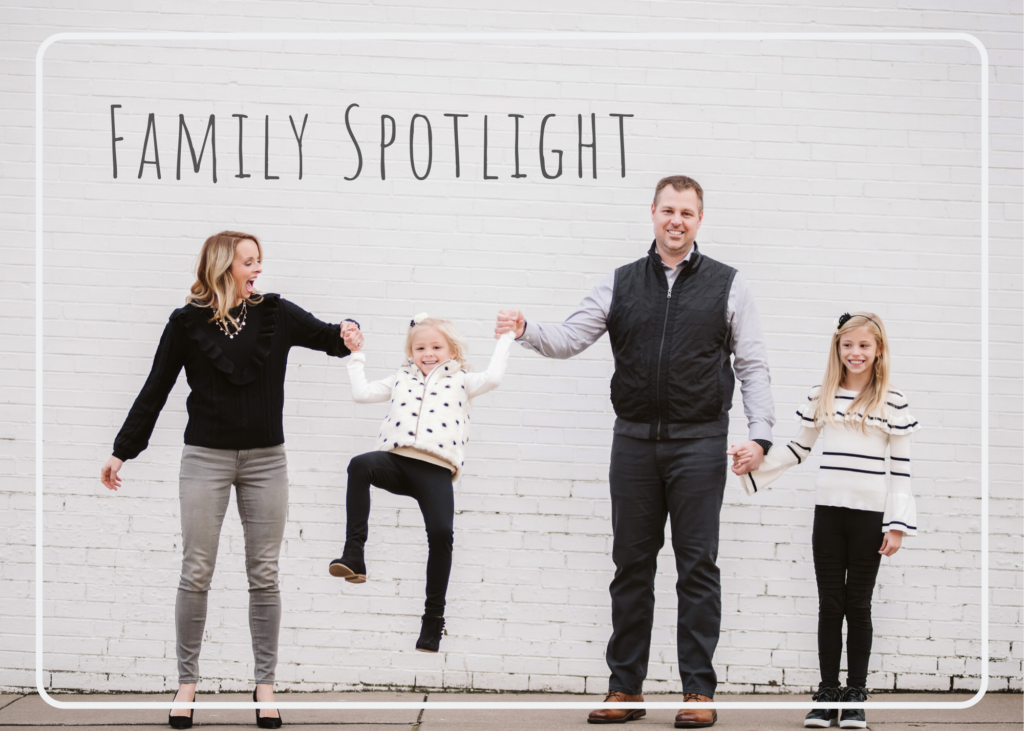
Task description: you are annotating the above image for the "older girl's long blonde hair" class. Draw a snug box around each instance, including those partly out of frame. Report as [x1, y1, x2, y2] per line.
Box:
[405, 315, 471, 370]
[186, 231, 264, 327]
[814, 311, 891, 432]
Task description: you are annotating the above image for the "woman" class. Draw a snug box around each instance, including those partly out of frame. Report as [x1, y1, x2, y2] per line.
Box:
[100, 231, 361, 729]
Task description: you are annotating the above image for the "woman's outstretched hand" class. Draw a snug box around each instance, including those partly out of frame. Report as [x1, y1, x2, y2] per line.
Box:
[342, 321, 363, 352]
[101, 456, 124, 491]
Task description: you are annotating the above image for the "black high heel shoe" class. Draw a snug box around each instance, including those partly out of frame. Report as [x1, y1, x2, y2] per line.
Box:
[168, 689, 196, 730]
[253, 688, 283, 729]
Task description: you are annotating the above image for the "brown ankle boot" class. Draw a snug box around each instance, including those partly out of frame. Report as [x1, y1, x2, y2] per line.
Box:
[674, 693, 717, 728]
[587, 690, 646, 724]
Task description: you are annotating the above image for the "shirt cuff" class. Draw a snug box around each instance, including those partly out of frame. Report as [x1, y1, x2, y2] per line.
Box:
[518, 321, 540, 349]
[748, 422, 774, 442]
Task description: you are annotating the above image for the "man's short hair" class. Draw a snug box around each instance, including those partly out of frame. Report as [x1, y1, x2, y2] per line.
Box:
[653, 175, 704, 211]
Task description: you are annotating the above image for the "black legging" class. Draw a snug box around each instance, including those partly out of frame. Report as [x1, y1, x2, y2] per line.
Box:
[344, 451, 455, 616]
[812, 505, 884, 689]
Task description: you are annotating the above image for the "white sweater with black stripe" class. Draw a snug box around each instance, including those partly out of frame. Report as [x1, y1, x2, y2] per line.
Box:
[739, 385, 920, 535]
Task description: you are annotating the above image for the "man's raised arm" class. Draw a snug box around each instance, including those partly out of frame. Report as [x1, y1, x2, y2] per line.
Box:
[494, 272, 614, 359]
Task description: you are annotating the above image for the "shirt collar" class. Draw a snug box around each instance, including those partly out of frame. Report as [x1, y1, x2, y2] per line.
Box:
[662, 242, 698, 271]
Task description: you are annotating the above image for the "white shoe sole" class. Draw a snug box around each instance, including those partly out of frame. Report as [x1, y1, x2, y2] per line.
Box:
[839, 721, 866, 729]
[804, 720, 834, 728]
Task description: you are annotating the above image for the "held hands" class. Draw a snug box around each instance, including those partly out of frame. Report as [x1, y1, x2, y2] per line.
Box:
[495, 309, 526, 340]
[341, 321, 364, 352]
[101, 456, 124, 491]
[879, 530, 903, 556]
[726, 441, 765, 475]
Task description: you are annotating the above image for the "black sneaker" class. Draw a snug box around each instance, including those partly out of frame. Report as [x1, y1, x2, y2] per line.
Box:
[839, 686, 867, 729]
[804, 685, 842, 727]
[328, 552, 366, 583]
[415, 615, 446, 653]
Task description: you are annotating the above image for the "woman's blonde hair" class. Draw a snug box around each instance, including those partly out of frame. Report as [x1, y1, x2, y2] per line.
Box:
[405, 316, 471, 370]
[186, 231, 264, 327]
[815, 311, 891, 431]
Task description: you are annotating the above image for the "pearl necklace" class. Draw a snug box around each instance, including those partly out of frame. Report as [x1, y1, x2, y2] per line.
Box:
[216, 300, 247, 339]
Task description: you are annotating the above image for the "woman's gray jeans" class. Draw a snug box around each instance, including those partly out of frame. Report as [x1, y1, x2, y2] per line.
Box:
[176, 444, 288, 684]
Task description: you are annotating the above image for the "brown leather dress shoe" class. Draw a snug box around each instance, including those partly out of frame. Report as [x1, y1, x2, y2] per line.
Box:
[674, 693, 717, 728]
[587, 691, 646, 724]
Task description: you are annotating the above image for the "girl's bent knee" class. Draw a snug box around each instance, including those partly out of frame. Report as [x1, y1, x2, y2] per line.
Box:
[347, 453, 375, 477]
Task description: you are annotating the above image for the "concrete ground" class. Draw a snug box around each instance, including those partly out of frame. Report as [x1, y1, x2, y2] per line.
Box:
[0, 692, 1019, 730]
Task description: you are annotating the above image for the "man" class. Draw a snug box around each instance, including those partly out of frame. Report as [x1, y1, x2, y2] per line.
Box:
[495, 176, 775, 728]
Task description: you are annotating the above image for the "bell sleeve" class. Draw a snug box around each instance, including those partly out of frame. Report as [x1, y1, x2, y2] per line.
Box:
[881, 390, 921, 535]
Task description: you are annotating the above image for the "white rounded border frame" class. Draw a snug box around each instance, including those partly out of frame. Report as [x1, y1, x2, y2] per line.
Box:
[33, 31, 990, 712]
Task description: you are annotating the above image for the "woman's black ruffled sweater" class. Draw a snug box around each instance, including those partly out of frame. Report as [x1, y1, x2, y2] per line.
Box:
[112, 294, 352, 461]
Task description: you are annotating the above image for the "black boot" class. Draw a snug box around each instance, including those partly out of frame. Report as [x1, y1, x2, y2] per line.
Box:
[328, 546, 366, 583]
[415, 615, 446, 653]
[803, 685, 841, 728]
[839, 686, 867, 729]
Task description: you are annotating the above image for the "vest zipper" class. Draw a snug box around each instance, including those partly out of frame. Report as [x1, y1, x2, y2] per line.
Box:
[654, 288, 672, 440]
[413, 361, 453, 439]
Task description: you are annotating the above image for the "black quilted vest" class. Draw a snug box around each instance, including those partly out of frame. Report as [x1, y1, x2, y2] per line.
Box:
[607, 243, 737, 440]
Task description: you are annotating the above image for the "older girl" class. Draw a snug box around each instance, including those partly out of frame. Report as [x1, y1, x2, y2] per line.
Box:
[100, 231, 360, 729]
[729, 312, 920, 729]
[330, 315, 514, 653]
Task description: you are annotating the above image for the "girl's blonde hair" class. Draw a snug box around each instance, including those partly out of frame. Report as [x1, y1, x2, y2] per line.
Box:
[405, 316, 471, 370]
[186, 231, 264, 327]
[814, 311, 891, 431]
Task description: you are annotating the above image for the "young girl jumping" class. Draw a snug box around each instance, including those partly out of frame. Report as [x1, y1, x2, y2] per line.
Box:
[729, 312, 919, 729]
[330, 314, 514, 652]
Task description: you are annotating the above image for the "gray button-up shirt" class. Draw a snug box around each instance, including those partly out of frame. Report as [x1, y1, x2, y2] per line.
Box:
[518, 246, 775, 441]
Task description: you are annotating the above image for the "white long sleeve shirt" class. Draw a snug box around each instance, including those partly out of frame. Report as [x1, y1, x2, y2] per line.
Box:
[346, 332, 514, 477]
[739, 385, 920, 535]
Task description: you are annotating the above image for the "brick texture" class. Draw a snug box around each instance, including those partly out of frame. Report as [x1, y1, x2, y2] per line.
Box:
[0, 1, 1020, 696]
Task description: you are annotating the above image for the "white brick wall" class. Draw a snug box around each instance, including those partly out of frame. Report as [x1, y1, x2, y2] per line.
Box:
[1, 1, 1021, 696]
